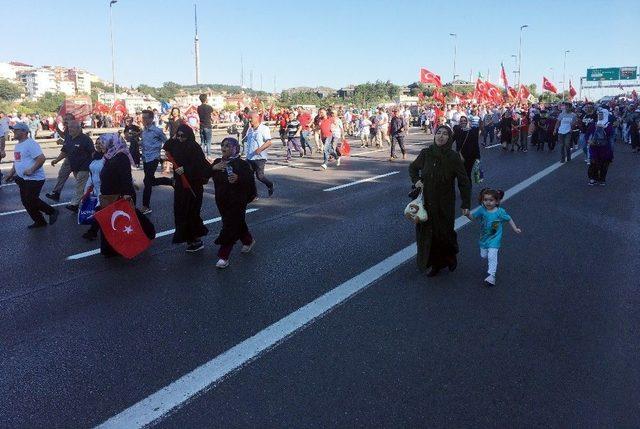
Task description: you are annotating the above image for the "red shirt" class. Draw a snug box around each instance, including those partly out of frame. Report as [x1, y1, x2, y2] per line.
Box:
[298, 112, 312, 130]
[320, 118, 333, 138]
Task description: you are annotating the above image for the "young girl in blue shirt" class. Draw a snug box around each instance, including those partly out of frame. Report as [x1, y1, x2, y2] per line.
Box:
[466, 188, 522, 287]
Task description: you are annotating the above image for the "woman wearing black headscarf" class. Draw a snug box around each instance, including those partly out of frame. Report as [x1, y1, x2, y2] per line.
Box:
[163, 124, 211, 252]
[211, 137, 257, 268]
[409, 125, 471, 277]
[452, 115, 481, 180]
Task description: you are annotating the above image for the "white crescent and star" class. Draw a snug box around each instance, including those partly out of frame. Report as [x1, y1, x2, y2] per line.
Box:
[110, 210, 133, 233]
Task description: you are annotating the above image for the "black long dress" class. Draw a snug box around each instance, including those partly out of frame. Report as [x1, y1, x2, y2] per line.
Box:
[409, 143, 471, 272]
[163, 125, 211, 244]
[453, 125, 480, 179]
[211, 157, 257, 246]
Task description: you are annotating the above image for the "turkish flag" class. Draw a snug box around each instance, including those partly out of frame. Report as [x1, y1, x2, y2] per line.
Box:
[420, 68, 442, 87]
[542, 77, 557, 93]
[569, 80, 577, 99]
[507, 86, 518, 99]
[93, 101, 110, 114]
[112, 100, 128, 114]
[433, 89, 445, 104]
[518, 84, 531, 100]
[475, 79, 488, 96]
[500, 63, 509, 89]
[94, 199, 151, 259]
[485, 81, 504, 103]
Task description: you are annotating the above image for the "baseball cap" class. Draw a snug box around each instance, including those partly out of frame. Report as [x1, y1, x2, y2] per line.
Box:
[10, 123, 29, 133]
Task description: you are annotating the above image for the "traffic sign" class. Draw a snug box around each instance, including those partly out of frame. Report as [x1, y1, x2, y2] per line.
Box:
[587, 67, 637, 81]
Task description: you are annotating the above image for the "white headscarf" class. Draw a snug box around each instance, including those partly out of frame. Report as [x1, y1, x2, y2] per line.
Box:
[596, 108, 610, 127]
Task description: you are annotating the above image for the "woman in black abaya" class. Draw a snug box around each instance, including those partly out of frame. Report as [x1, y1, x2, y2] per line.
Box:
[163, 124, 211, 252]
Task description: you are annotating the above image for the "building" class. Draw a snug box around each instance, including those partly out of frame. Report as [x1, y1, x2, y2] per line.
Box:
[67, 68, 92, 94]
[0, 61, 33, 81]
[57, 80, 76, 96]
[337, 85, 355, 98]
[173, 91, 225, 110]
[98, 91, 161, 114]
[18, 68, 57, 99]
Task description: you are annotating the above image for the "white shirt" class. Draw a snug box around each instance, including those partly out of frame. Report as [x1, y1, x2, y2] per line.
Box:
[245, 123, 271, 161]
[14, 138, 46, 180]
[557, 112, 576, 134]
[84, 158, 105, 195]
[377, 112, 389, 128]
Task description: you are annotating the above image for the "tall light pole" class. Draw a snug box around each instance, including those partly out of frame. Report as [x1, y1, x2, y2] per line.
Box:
[562, 50, 570, 100]
[194, 4, 200, 86]
[449, 33, 457, 82]
[517, 24, 528, 89]
[511, 54, 518, 85]
[109, 0, 118, 103]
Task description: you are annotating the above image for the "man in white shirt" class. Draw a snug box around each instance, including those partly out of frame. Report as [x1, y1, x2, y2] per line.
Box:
[402, 107, 412, 135]
[3, 123, 58, 228]
[245, 111, 274, 196]
[375, 107, 390, 148]
[554, 102, 578, 163]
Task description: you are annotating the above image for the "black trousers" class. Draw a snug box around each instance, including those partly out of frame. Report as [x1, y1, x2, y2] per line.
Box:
[129, 140, 141, 166]
[588, 159, 610, 182]
[391, 134, 406, 157]
[248, 159, 273, 190]
[142, 159, 173, 207]
[15, 177, 54, 224]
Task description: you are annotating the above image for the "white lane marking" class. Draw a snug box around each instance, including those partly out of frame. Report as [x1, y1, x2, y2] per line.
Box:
[0, 201, 71, 216]
[96, 150, 581, 429]
[323, 171, 400, 192]
[484, 143, 502, 149]
[350, 148, 386, 157]
[0, 183, 17, 187]
[66, 208, 259, 261]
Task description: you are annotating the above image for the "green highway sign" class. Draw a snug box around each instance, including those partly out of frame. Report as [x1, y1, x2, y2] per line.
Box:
[587, 67, 637, 81]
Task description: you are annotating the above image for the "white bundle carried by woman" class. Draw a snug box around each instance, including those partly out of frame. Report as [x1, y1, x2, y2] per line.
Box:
[404, 187, 428, 224]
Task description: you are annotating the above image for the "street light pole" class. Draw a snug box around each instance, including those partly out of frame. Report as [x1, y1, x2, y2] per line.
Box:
[109, 0, 118, 103]
[517, 24, 528, 89]
[449, 33, 457, 82]
[563, 50, 570, 101]
[511, 54, 518, 85]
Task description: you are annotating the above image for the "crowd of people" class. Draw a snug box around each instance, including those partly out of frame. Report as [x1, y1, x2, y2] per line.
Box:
[2, 91, 638, 279]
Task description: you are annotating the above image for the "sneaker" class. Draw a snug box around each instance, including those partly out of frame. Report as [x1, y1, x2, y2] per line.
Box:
[27, 222, 47, 229]
[588, 180, 596, 186]
[484, 274, 496, 287]
[141, 207, 152, 215]
[321, 163, 327, 170]
[388, 157, 394, 162]
[186, 241, 204, 252]
[49, 208, 59, 225]
[241, 239, 256, 253]
[65, 204, 79, 213]
[336, 157, 341, 166]
[45, 192, 61, 202]
[216, 258, 229, 269]
[268, 186, 274, 197]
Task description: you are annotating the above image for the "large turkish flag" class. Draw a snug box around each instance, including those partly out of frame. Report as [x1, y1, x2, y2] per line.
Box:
[542, 77, 558, 93]
[94, 199, 151, 259]
[419, 68, 443, 87]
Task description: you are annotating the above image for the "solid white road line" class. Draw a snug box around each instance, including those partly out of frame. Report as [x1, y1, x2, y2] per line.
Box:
[66, 208, 259, 261]
[323, 171, 400, 192]
[0, 183, 17, 187]
[96, 151, 581, 429]
[484, 143, 503, 149]
[0, 201, 71, 217]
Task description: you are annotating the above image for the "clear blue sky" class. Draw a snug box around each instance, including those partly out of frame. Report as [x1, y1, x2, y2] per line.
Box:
[2, 0, 638, 94]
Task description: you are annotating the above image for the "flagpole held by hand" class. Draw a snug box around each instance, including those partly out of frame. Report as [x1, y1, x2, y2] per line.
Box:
[165, 151, 197, 198]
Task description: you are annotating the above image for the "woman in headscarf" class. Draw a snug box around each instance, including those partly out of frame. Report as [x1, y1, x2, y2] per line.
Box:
[211, 137, 257, 268]
[409, 125, 471, 277]
[163, 124, 211, 252]
[587, 108, 614, 186]
[452, 115, 481, 180]
[98, 133, 137, 256]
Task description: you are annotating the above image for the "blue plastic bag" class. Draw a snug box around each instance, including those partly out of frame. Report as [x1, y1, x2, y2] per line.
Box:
[78, 193, 98, 225]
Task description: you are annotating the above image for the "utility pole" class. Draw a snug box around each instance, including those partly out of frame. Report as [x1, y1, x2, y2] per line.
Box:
[562, 50, 570, 101]
[240, 54, 244, 88]
[449, 33, 457, 81]
[109, 0, 118, 102]
[518, 24, 528, 89]
[194, 4, 200, 85]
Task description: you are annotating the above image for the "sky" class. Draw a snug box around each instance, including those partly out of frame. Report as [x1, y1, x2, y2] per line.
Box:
[2, 0, 639, 98]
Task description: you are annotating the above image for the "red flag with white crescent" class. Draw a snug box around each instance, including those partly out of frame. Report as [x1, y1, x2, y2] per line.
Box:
[569, 80, 577, 99]
[542, 77, 558, 93]
[433, 89, 445, 103]
[484, 81, 504, 103]
[94, 199, 151, 259]
[507, 86, 518, 99]
[518, 84, 531, 100]
[420, 68, 443, 87]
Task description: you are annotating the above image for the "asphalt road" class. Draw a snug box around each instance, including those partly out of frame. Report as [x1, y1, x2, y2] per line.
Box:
[1, 130, 638, 428]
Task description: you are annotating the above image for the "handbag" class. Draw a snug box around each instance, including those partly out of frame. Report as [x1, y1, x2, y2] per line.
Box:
[404, 188, 428, 224]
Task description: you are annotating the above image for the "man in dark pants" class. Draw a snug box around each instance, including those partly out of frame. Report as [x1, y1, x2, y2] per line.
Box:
[389, 108, 406, 161]
[45, 112, 75, 202]
[197, 94, 213, 156]
[244, 111, 274, 196]
[4, 123, 59, 228]
[140, 109, 172, 214]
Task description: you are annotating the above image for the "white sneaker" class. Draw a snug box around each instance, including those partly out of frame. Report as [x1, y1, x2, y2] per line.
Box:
[241, 239, 256, 253]
[336, 157, 341, 166]
[216, 258, 229, 269]
[484, 274, 496, 286]
[321, 163, 327, 170]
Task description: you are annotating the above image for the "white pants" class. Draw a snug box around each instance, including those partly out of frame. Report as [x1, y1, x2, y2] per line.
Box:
[480, 248, 499, 276]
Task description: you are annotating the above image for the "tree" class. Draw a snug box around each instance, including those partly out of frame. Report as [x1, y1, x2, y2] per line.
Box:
[21, 92, 66, 116]
[0, 79, 24, 101]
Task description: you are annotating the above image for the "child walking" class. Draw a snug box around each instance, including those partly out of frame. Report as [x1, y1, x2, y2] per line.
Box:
[466, 188, 522, 287]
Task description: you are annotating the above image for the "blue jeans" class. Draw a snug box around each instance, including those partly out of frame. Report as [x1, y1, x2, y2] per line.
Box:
[483, 125, 494, 144]
[300, 131, 313, 154]
[323, 136, 338, 164]
[558, 132, 572, 162]
[578, 133, 589, 160]
[200, 127, 212, 155]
